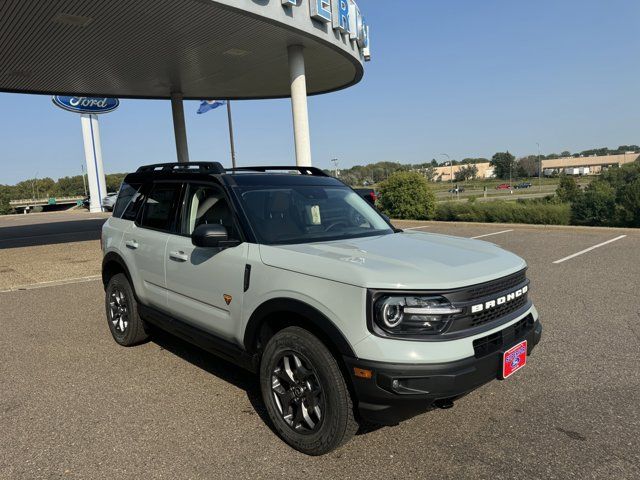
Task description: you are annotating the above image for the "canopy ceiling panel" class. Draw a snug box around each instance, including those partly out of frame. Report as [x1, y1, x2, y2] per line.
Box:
[0, 0, 364, 99]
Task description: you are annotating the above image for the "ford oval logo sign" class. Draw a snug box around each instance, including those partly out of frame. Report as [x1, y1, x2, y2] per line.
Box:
[52, 96, 119, 114]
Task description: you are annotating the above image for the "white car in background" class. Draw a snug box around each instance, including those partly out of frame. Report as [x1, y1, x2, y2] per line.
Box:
[101, 192, 118, 212]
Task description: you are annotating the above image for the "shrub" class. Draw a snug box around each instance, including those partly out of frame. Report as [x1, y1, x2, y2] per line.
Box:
[618, 178, 640, 227]
[556, 175, 582, 203]
[569, 161, 640, 227]
[435, 200, 571, 225]
[571, 181, 616, 226]
[379, 171, 436, 220]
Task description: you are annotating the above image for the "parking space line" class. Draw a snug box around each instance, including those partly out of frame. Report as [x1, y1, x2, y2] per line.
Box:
[471, 229, 514, 239]
[0, 275, 101, 293]
[552, 235, 627, 264]
[403, 226, 430, 230]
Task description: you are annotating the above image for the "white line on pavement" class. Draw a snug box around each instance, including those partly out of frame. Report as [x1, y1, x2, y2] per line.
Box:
[403, 226, 430, 230]
[0, 275, 101, 293]
[552, 235, 627, 264]
[471, 229, 514, 239]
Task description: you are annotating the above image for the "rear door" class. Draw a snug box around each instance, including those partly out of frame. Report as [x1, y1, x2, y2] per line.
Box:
[164, 182, 248, 342]
[121, 182, 183, 309]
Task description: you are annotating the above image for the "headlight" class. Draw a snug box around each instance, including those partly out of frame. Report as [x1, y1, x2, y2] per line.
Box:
[373, 295, 462, 336]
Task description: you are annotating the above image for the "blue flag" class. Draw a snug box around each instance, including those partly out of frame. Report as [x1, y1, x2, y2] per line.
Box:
[197, 100, 227, 114]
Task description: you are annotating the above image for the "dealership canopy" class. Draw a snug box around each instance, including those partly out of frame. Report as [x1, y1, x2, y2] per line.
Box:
[1, 0, 370, 211]
[0, 0, 368, 100]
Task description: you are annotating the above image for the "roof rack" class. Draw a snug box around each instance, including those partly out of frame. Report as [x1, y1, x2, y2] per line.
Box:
[136, 162, 226, 174]
[227, 166, 329, 177]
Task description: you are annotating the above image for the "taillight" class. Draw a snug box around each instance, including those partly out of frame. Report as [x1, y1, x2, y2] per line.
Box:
[370, 192, 377, 203]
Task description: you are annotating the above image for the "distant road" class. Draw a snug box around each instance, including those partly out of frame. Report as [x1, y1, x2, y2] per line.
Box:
[0, 211, 110, 248]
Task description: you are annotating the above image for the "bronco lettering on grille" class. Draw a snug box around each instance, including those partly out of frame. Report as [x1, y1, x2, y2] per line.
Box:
[471, 285, 528, 314]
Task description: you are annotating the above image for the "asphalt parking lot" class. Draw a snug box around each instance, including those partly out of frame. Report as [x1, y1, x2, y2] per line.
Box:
[1, 212, 639, 479]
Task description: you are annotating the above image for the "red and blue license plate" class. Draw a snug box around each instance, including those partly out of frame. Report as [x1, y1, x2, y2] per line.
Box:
[502, 340, 527, 379]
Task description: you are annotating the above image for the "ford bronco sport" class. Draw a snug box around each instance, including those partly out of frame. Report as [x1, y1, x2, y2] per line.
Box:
[102, 162, 542, 455]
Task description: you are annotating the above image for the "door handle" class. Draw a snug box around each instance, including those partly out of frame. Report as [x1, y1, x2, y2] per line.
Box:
[169, 251, 189, 262]
[125, 240, 139, 250]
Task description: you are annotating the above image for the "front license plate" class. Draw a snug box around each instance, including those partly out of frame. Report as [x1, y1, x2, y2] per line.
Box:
[502, 340, 527, 379]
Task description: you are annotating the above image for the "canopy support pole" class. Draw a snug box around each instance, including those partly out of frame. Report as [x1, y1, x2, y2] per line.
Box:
[171, 92, 190, 163]
[288, 45, 312, 167]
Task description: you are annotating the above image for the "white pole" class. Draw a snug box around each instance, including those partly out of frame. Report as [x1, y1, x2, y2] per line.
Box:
[171, 92, 190, 163]
[288, 45, 312, 167]
[80, 114, 107, 213]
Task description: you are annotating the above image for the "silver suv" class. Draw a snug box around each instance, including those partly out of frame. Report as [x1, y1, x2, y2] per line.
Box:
[102, 162, 542, 455]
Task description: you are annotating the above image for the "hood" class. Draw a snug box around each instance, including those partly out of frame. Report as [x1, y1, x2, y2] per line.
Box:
[259, 231, 526, 290]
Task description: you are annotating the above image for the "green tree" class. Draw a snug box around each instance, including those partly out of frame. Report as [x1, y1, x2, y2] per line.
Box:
[618, 178, 640, 227]
[0, 187, 12, 215]
[517, 156, 539, 177]
[571, 181, 616, 226]
[379, 171, 436, 220]
[106, 173, 126, 193]
[556, 175, 582, 203]
[454, 164, 478, 182]
[490, 152, 516, 180]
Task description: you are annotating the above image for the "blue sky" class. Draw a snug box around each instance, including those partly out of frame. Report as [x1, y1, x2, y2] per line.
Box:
[1, 0, 638, 184]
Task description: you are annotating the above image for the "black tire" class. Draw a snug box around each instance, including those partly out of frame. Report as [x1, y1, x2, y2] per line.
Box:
[105, 273, 148, 346]
[260, 326, 358, 456]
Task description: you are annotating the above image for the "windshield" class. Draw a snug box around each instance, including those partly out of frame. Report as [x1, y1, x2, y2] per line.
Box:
[238, 185, 394, 245]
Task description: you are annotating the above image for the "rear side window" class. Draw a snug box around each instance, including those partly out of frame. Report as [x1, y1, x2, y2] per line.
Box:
[139, 183, 182, 232]
[113, 182, 141, 218]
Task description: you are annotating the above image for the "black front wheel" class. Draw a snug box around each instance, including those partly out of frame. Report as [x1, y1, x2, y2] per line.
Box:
[105, 273, 148, 346]
[260, 327, 358, 455]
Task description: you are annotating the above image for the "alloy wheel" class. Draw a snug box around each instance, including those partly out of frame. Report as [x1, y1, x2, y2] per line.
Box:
[271, 352, 324, 434]
[108, 288, 129, 334]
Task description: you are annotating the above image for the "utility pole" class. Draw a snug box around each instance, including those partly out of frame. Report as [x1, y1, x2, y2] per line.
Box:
[331, 158, 339, 178]
[440, 154, 453, 196]
[537, 142, 542, 191]
[81, 164, 87, 197]
[509, 163, 513, 194]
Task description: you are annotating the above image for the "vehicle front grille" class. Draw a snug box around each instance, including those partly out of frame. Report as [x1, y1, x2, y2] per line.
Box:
[468, 295, 529, 328]
[473, 314, 534, 358]
[441, 269, 530, 336]
[463, 270, 527, 300]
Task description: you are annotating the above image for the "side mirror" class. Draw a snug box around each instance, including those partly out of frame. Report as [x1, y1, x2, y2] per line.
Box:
[192, 224, 240, 249]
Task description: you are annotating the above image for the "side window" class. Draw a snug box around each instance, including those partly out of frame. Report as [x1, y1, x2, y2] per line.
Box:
[121, 183, 148, 221]
[182, 184, 238, 239]
[140, 183, 182, 232]
[113, 182, 141, 218]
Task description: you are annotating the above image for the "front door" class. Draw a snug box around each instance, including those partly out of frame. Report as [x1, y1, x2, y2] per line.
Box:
[165, 183, 248, 342]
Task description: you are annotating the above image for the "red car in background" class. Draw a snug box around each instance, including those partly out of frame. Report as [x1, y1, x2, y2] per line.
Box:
[496, 184, 511, 190]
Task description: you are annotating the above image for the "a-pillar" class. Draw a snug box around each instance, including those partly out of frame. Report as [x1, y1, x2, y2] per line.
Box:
[171, 92, 190, 163]
[288, 45, 312, 167]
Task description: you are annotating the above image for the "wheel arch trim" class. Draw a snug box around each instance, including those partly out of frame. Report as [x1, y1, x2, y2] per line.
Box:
[243, 298, 357, 358]
[102, 252, 134, 290]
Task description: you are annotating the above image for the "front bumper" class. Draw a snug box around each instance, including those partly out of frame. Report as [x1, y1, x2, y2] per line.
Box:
[344, 316, 542, 425]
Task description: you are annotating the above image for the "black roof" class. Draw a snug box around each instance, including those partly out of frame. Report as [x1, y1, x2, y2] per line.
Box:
[126, 162, 343, 187]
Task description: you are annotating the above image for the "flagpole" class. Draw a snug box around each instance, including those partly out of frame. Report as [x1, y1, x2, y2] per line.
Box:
[226, 100, 237, 169]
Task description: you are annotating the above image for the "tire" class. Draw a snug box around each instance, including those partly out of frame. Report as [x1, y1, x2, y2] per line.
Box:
[105, 273, 149, 346]
[260, 326, 358, 455]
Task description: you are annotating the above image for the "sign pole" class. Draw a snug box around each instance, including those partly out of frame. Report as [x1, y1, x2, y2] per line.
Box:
[226, 101, 237, 169]
[80, 114, 107, 213]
